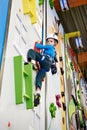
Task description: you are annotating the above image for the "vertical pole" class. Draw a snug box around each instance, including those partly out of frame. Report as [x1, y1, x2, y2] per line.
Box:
[43, 0, 47, 45]
[43, 0, 47, 130]
[64, 33, 69, 130]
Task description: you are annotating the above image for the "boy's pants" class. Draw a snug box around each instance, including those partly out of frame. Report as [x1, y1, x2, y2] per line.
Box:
[27, 49, 52, 89]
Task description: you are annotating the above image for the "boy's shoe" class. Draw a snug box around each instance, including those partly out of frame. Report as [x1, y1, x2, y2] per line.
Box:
[24, 62, 37, 70]
[34, 93, 41, 107]
[24, 62, 29, 65]
[32, 64, 38, 71]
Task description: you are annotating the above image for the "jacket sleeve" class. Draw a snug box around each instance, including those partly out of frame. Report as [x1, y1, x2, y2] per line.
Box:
[36, 43, 53, 49]
[36, 43, 44, 49]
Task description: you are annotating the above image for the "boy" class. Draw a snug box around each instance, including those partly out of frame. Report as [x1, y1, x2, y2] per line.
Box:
[27, 33, 58, 106]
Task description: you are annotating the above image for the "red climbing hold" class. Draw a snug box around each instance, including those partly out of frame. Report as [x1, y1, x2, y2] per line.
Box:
[8, 122, 11, 127]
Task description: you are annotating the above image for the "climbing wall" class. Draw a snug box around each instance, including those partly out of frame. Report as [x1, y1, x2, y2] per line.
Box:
[46, 1, 66, 130]
[56, 35, 67, 130]
[0, 0, 66, 130]
[0, 0, 45, 130]
[65, 33, 87, 130]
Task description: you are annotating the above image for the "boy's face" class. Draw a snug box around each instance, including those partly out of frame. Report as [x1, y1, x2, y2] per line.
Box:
[46, 38, 55, 46]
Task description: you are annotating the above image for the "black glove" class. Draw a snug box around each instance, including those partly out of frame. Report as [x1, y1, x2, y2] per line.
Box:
[54, 50, 58, 62]
[54, 55, 58, 62]
[51, 64, 57, 75]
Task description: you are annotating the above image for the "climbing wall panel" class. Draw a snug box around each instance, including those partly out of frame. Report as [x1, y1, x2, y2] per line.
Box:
[56, 34, 67, 130]
[0, 0, 44, 127]
[14, 55, 23, 104]
[24, 63, 34, 109]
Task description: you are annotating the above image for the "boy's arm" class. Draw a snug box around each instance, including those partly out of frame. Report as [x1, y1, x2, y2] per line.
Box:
[36, 43, 44, 49]
[36, 43, 53, 49]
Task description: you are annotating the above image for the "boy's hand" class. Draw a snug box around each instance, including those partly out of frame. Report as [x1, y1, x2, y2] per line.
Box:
[34, 42, 41, 53]
[54, 55, 58, 62]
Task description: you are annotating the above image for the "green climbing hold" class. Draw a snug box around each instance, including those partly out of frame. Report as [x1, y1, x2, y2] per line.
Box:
[49, 102, 57, 118]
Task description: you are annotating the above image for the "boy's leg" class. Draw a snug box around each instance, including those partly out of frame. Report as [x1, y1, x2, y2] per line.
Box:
[27, 49, 42, 62]
[26, 49, 41, 70]
[34, 69, 46, 106]
[35, 69, 46, 89]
